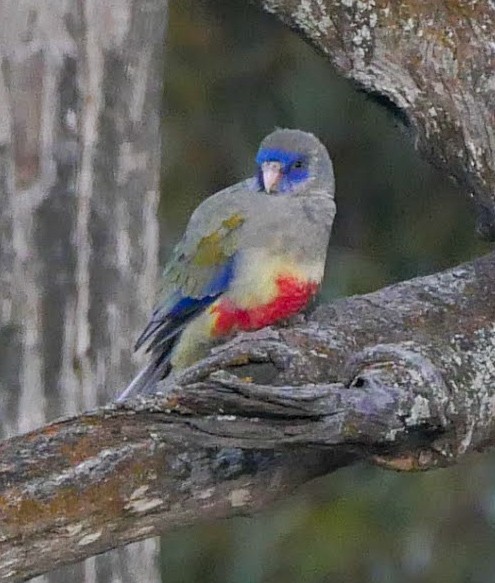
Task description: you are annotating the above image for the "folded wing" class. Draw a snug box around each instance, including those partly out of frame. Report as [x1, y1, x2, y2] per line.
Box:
[116, 209, 244, 400]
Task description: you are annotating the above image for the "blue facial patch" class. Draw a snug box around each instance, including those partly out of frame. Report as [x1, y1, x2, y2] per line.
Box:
[256, 147, 309, 192]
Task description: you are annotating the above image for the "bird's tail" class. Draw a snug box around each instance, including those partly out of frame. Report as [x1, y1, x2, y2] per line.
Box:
[115, 358, 171, 402]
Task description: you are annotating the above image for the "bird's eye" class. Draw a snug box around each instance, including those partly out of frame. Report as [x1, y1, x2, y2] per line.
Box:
[292, 160, 305, 170]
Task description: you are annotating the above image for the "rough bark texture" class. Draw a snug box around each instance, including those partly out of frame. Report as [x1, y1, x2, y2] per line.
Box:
[2, 253, 495, 581]
[0, 1, 165, 582]
[256, 0, 495, 238]
[0, 0, 163, 429]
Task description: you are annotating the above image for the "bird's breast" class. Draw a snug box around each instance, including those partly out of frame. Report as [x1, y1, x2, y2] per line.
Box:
[208, 250, 321, 337]
[210, 274, 318, 337]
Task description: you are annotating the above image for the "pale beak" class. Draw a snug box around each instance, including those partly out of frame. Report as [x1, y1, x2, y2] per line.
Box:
[262, 161, 283, 193]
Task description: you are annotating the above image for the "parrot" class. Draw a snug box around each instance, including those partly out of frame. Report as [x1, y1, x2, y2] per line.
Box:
[116, 128, 336, 401]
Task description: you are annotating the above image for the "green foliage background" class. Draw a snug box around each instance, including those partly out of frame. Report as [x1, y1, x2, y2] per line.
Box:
[158, 1, 495, 581]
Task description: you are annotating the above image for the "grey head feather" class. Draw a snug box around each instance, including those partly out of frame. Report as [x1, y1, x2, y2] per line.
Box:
[259, 128, 335, 199]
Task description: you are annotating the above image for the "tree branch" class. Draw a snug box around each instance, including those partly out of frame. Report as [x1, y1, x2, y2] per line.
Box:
[255, 0, 495, 237]
[2, 252, 495, 581]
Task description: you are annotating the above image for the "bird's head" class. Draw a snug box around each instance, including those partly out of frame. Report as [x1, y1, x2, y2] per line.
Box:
[256, 129, 334, 198]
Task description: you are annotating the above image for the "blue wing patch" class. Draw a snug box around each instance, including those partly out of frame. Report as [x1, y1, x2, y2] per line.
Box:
[135, 256, 236, 353]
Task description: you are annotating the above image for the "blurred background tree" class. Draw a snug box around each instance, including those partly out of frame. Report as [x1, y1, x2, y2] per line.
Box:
[157, 1, 495, 582]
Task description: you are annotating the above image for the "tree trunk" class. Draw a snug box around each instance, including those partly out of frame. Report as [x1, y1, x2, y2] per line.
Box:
[0, 1, 166, 582]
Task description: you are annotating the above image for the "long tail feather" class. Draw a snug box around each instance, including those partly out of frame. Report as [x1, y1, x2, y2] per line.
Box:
[115, 357, 171, 402]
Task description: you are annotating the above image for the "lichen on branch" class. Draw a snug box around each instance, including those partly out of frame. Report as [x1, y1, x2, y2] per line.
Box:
[257, 0, 495, 237]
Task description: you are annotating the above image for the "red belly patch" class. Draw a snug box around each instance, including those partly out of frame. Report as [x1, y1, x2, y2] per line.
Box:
[211, 275, 318, 337]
